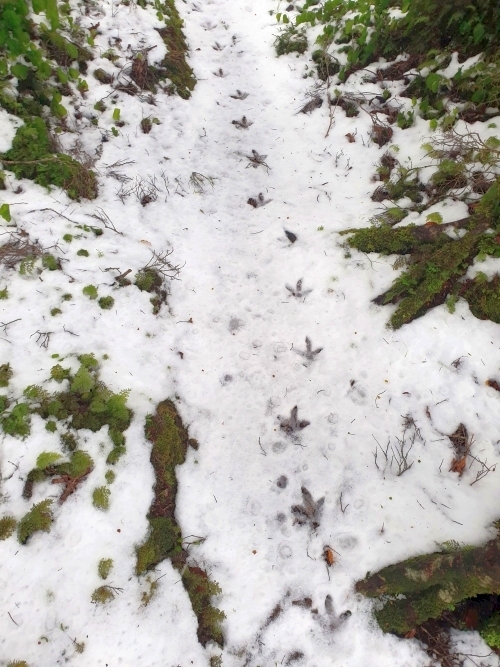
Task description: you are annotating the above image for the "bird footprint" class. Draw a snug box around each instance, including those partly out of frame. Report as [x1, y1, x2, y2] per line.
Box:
[279, 406, 310, 435]
[295, 337, 322, 365]
[232, 116, 253, 129]
[230, 90, 249, 100]
[286, 279, 312, 299]
[291, 486, 324, 530]
[247, 193, 272, 208]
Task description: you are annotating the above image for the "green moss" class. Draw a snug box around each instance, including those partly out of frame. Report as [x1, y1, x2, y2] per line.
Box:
[50, 364, 70, 382]
[61, 431, 78, 452]
[480, 612, 500, 649]
[2, 403, 31, 437]
[98, 296, 114, 310]
[50, 308, 62, 316]
[42, 254, 59, 271]
[7, 662, 30, 667]
[0, 363, 12, 387]
[44, 420, 57, 432]
[274, 26, 308, 56]
[1, 119, 97, 201]
[63, 234, 73, 242]
[83, 285, 98, 300]
[182, 567, 225, 646]
[0, 516, 17, 540]
[98, 558, 113, 580]
[462, 275, 500, 322]
[92, 486, 110, 511]
[136, 401, 224, 645]
[91, 586, 115, 605]
[62, 293, 72, 301]
[78, 353, 98, 369]
[312, 49, 340, 81]
[156, 0, 197, 99]
[0, 288, 8, 299]
[105, 469, 116, 484]
[36, 451, 62, 469]
[135, 269, 160, 292]
[77, 249, 89, 257]
[18, 499, 54, 544]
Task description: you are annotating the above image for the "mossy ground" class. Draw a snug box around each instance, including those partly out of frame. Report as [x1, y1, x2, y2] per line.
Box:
[344, 178, 500, 328]
[156, 0, 196, 99]
[135, 400, 224, 646]
[1, 118, 97, 201]
[0, 357, 132, 541]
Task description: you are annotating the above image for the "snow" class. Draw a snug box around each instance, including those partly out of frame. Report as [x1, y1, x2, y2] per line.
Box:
[0, 0, 499, 665]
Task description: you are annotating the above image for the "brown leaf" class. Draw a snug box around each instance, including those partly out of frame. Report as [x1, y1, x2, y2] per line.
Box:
[450, 456, 466, 476]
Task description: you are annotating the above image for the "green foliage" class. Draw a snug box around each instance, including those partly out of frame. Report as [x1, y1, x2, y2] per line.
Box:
[98, 296, 114, 310]
[50, 307, 62, 316]
[36, 451, 62, 469]
[61, 431, 77, 451]
[44, 419, 57, 432]
[0, 362, 12, 387]
[91, 585, 115, 605]
[62, 292, 72, 300]
[83, 284, 98, 299]
[480, 613, 500, 649]
[78, 353, 98, 369]
[92, 486, 110, 511]
[0, 203, 11, 222]
[98, 557, 113, 580]
[135, 269, 160, 293]
[0, 288, 8, 299]
[50, 364, 70, 382]
[17, 499, 53, 544]
[2, 402, 30, 437]
[1, 119, 98, 201]
[0, 515, 17, 540]
[19, 257, 36, 275]
[274, 26, 308, 56]
[76, 248, 89, 257]
[63, 234, 72, 242]
[182, 567, 225, 646]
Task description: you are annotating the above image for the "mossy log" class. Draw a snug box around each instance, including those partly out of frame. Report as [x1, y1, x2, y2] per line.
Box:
[345, 177, 500, 328]
[356, 536, 500, 634]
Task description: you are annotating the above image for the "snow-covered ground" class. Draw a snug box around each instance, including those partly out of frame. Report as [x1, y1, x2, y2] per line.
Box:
[1, 0, 500, 665]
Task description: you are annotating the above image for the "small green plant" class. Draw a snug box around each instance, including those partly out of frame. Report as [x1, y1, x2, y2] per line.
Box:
[77, 249, 89, 257]
[62, 293, 72, 301]
[83, 285, 98, 300]
[141, 575, 159, 606]
[18, 499, 54, 544]
[480, 613, 500, 649]
[112, 108, 121, 122]
[7, 661, 30, 667]
[105, 469, 116, 484]
[45, 420, 57, 433]
[98, 558, 113, 580]
[274, 26, 308, 56]
[19, 257, 36, 276]
[36, 452, 62, 469]
[91, 586, 115, 605]
[0, 288, 8, 299]
[0, 516, 17, 540]
[63, 234, 73, 242]
[2, 403, 30, 437]
[50, 364, 70, 382]
[0, 363, 12, 387]
[141, 117, 153, 134]
[50, 307, 62, 316]
[0, 203, 11, 222]
[42, 254, 59, 271]
[98, 296, 114, 310]
[92, 486, 110, 511]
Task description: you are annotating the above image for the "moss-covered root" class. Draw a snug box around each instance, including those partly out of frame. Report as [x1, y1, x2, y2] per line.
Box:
[135, 401, 224, 646]
[356, 536, 500, 634]
[157, 0, 196, 99]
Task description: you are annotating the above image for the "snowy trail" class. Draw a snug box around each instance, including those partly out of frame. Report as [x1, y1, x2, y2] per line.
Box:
[1, 0, 500, 665]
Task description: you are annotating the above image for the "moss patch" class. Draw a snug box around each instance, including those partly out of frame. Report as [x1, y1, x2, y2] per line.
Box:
[1, 118, 98, 201]
[0, 362, 12, 387]
[156, 0, 196, 99]
[17, 499, 54, 545]
[344, 177, 500, 328]
[135, 400, 224, 646]
[0, 516, 17, 540]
